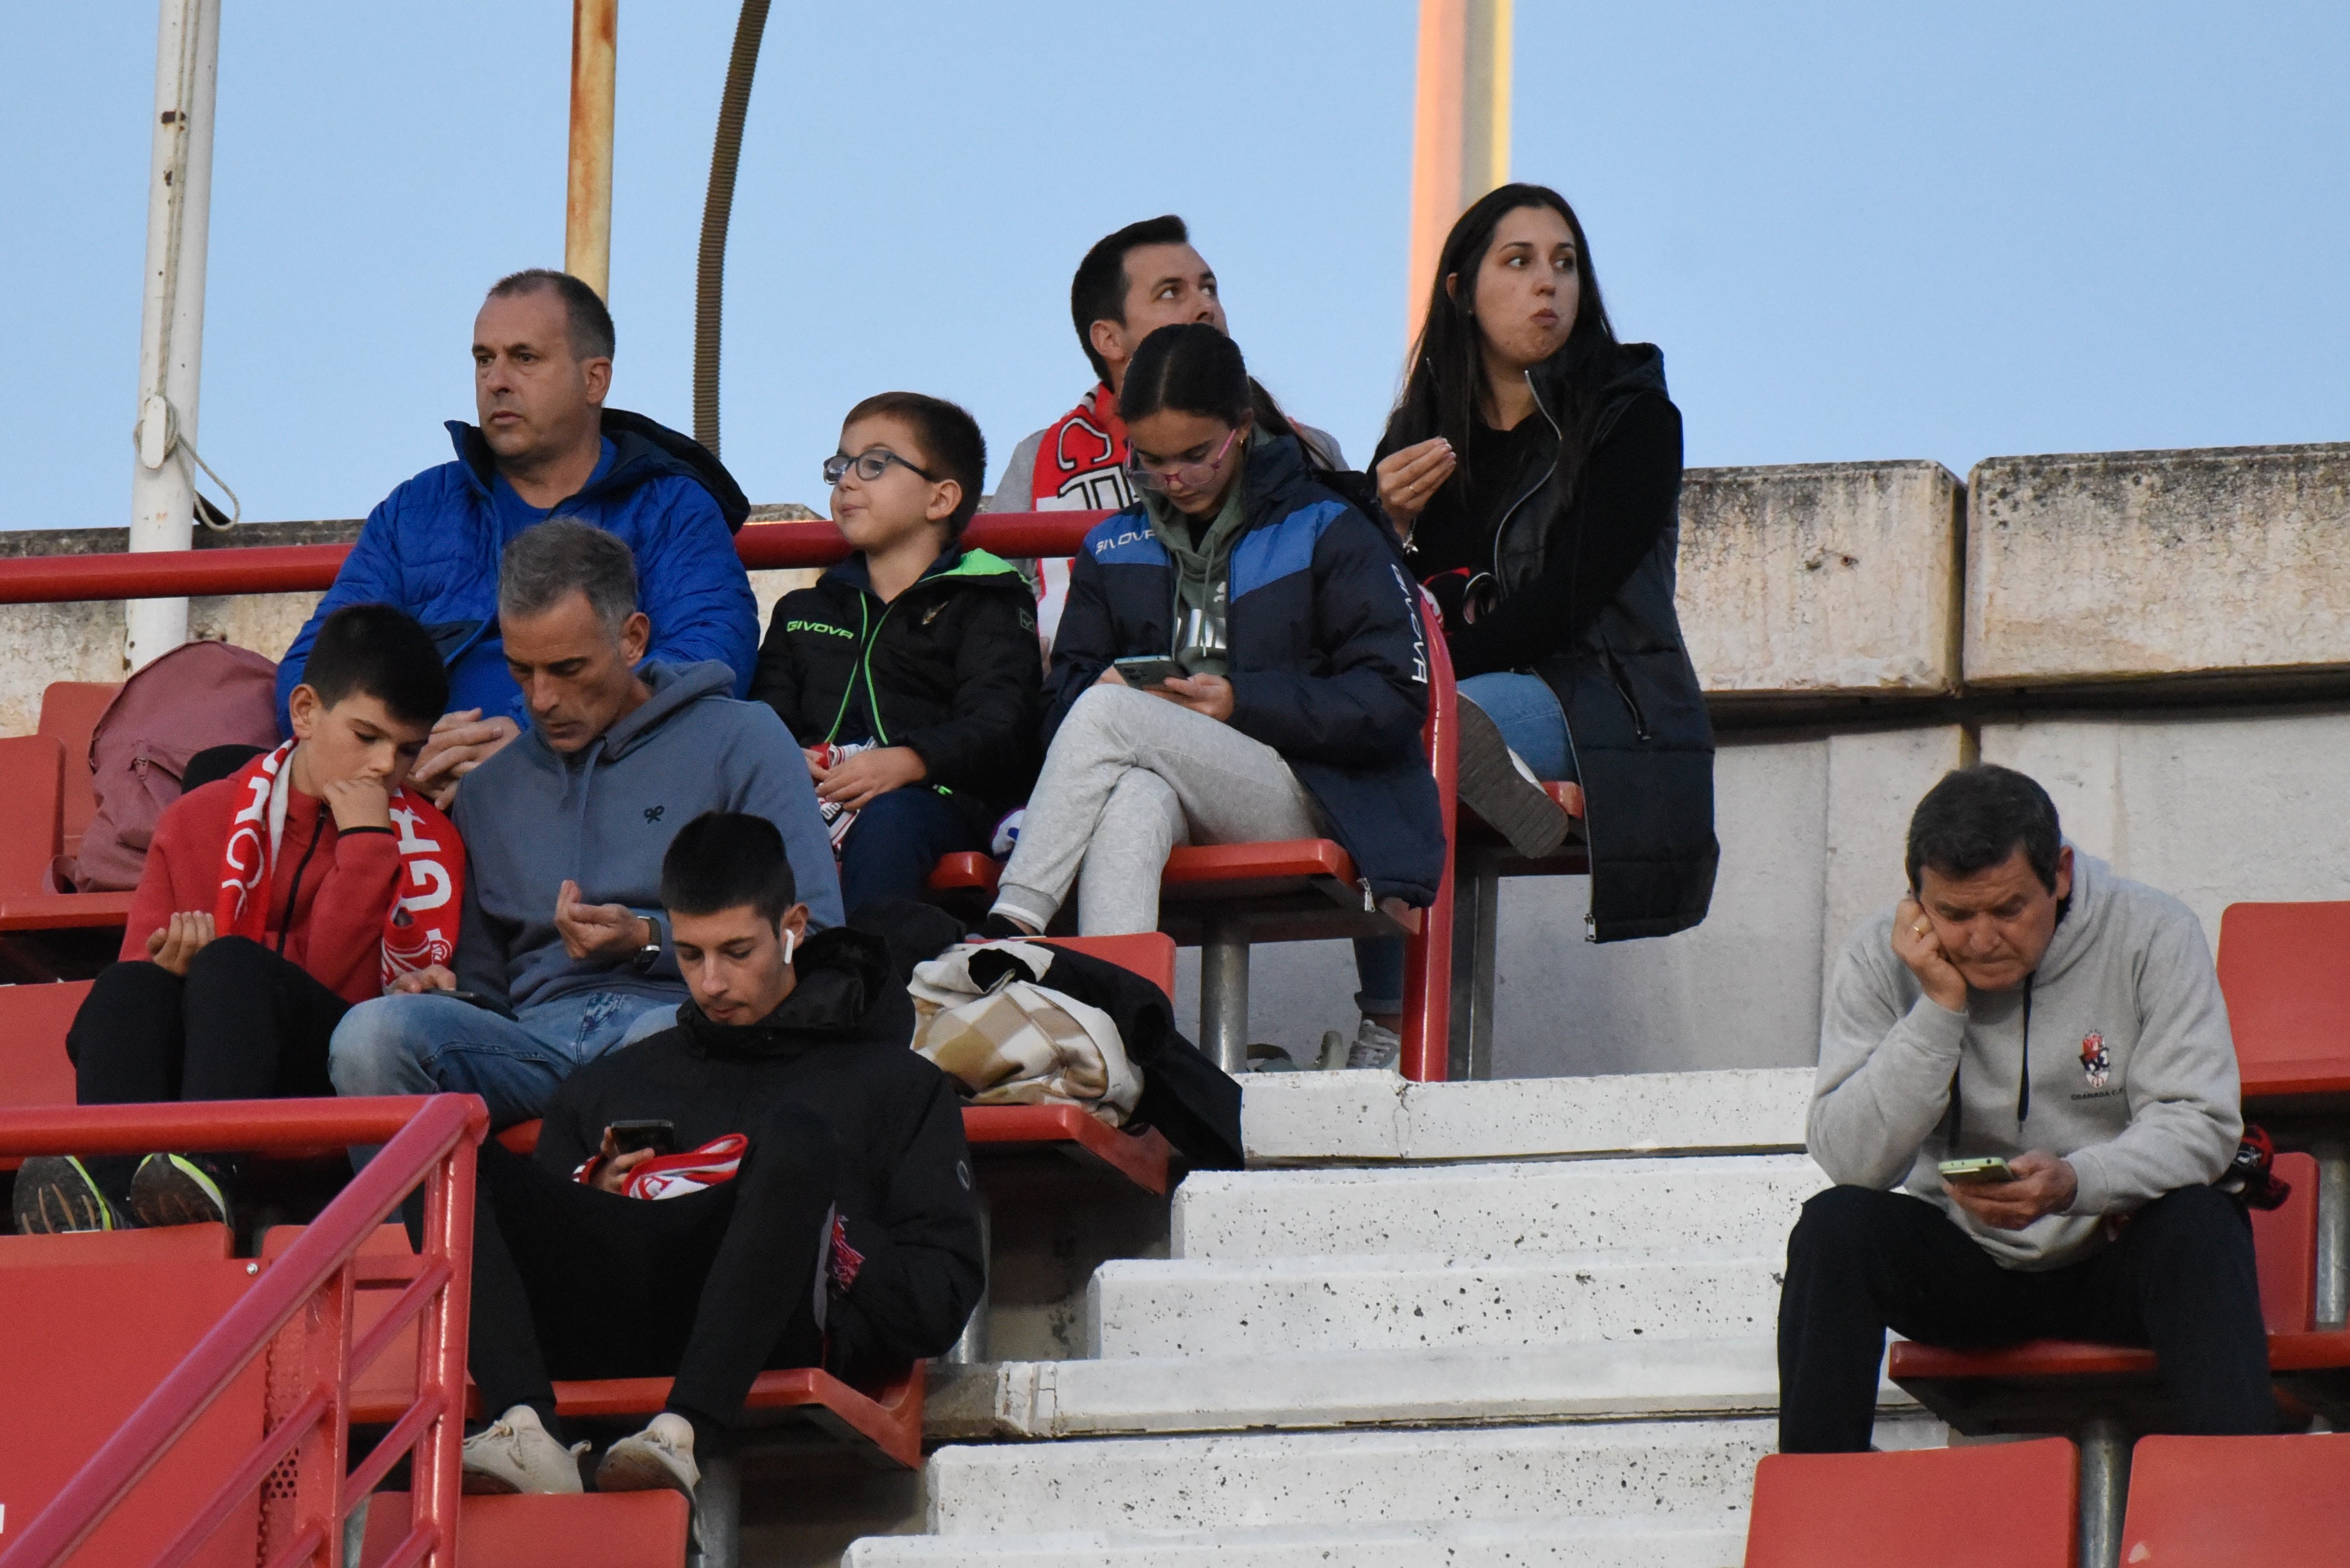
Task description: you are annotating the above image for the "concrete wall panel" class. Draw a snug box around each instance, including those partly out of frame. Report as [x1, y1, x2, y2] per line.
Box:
[1966, 442, 2350, 684]
[1679, 461, 1961, 696]
[1980, 710, 2350, 945]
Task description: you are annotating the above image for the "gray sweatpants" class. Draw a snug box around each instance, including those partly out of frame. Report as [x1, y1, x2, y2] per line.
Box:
[993, 684, 1324, 934]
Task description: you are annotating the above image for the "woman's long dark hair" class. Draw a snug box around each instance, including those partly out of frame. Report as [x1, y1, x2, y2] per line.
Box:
[1382, 182, 1620, 501]
[1121, 322, 1318, 460]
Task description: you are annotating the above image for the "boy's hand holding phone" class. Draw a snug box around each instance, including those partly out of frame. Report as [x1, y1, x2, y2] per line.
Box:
[1943, 1149, 2078, 1231]
[815, 745, 928, 810]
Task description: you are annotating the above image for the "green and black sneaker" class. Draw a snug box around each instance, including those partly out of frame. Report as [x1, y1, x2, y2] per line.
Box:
[129, 1153, 234, 1230]
[13, 1155, 127, 1234]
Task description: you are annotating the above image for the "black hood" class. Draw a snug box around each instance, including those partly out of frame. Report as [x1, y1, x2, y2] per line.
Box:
[445, 407, 750, 531]
[677, 926, 911, 1060]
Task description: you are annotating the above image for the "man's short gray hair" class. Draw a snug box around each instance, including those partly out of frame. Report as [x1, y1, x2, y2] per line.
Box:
[499, 519, 639, 637]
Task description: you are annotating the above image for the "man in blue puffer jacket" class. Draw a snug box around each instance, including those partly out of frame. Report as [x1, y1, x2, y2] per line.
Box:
[275, 269, 759, 807]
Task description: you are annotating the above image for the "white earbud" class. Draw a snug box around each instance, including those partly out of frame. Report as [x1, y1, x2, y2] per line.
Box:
[782, 928, 797, 965]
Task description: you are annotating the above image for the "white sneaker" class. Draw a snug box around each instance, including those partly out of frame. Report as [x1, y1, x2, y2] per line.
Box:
[462, 1405, 585, 1495]
[595, 1412, 700, 1498]
[1345, 1018, 1402, 1072]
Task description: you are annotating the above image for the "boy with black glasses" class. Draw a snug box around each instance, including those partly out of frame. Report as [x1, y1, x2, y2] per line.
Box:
[750, 394, 1042, 914]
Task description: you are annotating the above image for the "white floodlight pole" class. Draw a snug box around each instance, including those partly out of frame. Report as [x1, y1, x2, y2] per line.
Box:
[126, 0, 223, 672]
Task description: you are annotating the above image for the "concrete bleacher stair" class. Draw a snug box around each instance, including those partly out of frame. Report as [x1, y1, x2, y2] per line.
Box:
[843, 1067, 1933, 1568]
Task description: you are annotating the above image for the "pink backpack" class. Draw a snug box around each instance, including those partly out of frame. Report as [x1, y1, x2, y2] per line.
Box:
[72, 640, 283, 891]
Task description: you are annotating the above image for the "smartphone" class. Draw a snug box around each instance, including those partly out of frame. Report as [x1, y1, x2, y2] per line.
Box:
[1112, 654, 1182, 690]
[608, 1119, 677, 1158]
[445, 989, 518, 1022]
[1939, 1156, 2017, 1186]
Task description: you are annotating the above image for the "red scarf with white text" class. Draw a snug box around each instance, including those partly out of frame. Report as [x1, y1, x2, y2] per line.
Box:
[214, 740, 464, 992]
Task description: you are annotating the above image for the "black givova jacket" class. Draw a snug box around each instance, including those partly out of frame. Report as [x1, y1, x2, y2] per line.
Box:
[1380, 344, 1718, 942]
[1047, 435, 1446, 907]
[533, 927, 985, 1383]
[751, 545, 1044, 835]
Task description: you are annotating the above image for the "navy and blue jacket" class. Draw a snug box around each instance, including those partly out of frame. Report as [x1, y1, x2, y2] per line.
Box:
[1044, 434, 1446, 907]
[274, 410, 759, 735]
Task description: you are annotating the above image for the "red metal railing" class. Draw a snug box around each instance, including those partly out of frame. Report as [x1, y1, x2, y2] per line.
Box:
[0, 1095, 485, 1568]
[0, 515, 1109, 604]
[1401, 611, 1459, 1082]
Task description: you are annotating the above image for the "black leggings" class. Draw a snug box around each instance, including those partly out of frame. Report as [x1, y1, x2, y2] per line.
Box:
[466, 1106, 836, 1446]
[67, 936, 350, 1199]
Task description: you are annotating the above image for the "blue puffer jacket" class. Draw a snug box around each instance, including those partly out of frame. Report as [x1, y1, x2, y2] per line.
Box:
[275, 411, 759, 734]
[1044, 435, 1445, 906]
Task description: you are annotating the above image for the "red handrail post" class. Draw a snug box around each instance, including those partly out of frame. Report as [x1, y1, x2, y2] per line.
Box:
[412, 1103, 478, 1568]
[1400, 602, 1459, 1082]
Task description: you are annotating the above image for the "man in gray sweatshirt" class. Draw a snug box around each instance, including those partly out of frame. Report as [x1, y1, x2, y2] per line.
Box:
[1779, 763, 2270, 1451]
[330, 520, 841, 1130]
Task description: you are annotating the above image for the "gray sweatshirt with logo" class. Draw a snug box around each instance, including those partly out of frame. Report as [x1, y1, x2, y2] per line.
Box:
[1808, 851, 2240, 1270]
[452, 659, 843, 1011]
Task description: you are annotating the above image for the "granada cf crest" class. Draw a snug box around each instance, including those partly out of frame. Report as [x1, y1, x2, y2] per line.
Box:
[2079, 1032, 2110, 1090]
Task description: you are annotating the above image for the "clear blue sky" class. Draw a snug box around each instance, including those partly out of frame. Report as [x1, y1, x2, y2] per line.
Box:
[3, 2, 2343, 532]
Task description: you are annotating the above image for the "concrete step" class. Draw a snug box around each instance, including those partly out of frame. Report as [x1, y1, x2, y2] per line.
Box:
[845, 1516, 1749, 1567]
[916, 1415, 1947, 1536]
[1173, 1154, 1827, 1262]
[1089, 1247, 1784, 1358]
[985, 1336, 1915, 1438]
[1242, 1068, 1812, 1166]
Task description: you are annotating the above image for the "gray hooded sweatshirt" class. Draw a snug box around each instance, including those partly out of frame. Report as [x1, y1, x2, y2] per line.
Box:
[452, 659, 843, 1011]
[1809, 851, 2240, 1270]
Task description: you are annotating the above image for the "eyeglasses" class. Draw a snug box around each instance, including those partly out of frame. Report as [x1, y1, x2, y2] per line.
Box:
[1124, 427, 1241, 493]
[823, 450, 935, 487]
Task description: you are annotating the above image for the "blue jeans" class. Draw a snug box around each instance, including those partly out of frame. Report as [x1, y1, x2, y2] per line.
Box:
[329, 987, 678, 1134]
[1354, 674, 1574, 1019]
[839, 786, 986, 917]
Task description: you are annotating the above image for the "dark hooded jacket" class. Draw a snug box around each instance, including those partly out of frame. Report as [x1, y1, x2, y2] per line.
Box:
[752, 544, 1044, 835]
[534, 926, 985, 1381]
[1045, 434, 1445, 907]
[1377, 344, 1717, 941]
[275, 408, 759, 735]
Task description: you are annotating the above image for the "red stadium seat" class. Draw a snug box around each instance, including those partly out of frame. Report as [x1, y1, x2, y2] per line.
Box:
[0, 1224, 266, 1568]
[38, 679, 122, 862]
[0, 978, 89, 1169]
[2220, 901, 2350, 1332]
[1743, 1436, 2076, 1567]
[356, 1489, 692, 1568]
[2120, 1431, 2350, 1562]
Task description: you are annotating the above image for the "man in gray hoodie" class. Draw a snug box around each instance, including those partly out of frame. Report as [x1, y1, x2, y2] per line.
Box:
[1778, 763, 2270, 1451]
[329, 520, 842, 1130]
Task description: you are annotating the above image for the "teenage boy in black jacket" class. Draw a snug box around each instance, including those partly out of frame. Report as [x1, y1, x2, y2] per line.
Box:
[459, 811, 984, 1502]
[752, 393, 1042, 914]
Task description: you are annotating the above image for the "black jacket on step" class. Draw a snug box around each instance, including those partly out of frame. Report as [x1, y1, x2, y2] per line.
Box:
[1377, 343, 1717, 942]
[751, 544, 1044, 836]
[534, 927, 984, 1382]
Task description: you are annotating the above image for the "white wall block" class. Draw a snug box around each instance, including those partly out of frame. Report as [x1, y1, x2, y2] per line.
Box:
[1239, 1068, 1812, 1166]
[1089, 1249, 1786, 1358]
[1966, 442, 2350, 684]
[848, 1518, 1750, 1568]
[921, 1416, 1943, 1537]
[1980, 712, 2350, 945]
[1172, 1155, 1827, 1263]
[1819, 726, 1971, 1012]
[1680, 461, 1963, 695]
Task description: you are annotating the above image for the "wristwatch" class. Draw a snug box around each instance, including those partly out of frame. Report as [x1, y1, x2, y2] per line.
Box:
[629, 913, 665, 974]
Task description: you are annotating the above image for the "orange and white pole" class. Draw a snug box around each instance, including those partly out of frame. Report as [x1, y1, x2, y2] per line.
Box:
[1406, 0, 1512, 345]
[566, 0, 618, 299]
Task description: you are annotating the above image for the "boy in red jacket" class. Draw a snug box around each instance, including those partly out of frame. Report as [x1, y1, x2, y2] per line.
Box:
[15, 604, 465, 1234]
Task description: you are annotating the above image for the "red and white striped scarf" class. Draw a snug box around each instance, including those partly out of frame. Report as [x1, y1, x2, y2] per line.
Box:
[214, 740, 464, 992]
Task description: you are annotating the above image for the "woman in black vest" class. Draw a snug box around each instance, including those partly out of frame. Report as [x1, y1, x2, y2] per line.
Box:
[1372, 182, 1717, 959]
